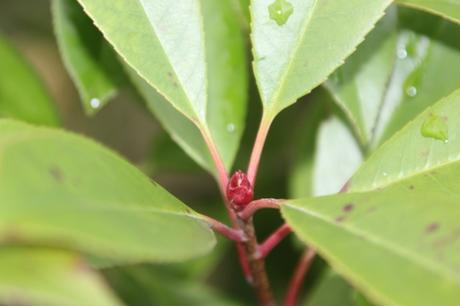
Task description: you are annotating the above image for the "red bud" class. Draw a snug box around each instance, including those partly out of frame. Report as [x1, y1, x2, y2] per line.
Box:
[226, 170, 254, 210]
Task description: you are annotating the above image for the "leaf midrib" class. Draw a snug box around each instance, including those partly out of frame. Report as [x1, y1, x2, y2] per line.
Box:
[285, 203, 460, 284]
[135, 0, 207, 122]
[264, 0, 319, 113]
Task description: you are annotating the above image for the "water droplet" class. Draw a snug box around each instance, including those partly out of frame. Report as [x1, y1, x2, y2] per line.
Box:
[397, 48, 408, 59]
[420, 113, 448, 143]
[90, 98, 101, 109]
[383, 172, 388, 177]
[227, 123, 236, 133]
[406, 86, 417, 97]
[268, 0, 293, 26]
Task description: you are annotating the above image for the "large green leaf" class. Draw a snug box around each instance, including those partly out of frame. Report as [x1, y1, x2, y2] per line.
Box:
[283, 90, 460, 306]
[397, 0, 460, 24]
[0, 248, 123, 306]
[250, 0, 392, 120]
[52, 0, 122, 115]
[350, 88, 460, 192]
[283, 163, 460, 306]
[0, 35, 59, 126]
[77, 0, 247, 172]
[327, 7, 460, 148]
[0, 119, 215, 263]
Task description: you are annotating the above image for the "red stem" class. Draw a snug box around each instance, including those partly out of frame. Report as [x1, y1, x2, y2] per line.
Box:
[283, 248, 316, 306]
[239, 198, 283, 220]
[257, 224, 291, 259]
[202, 216, 247, 242]
[199, 127, 253, 282]
[247, 114, 273, 185]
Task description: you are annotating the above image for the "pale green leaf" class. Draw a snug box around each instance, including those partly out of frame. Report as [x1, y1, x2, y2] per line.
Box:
[251, 0, 392, 120]
[397, 0, 460, 24]
[0, 248, 123, 306]
[52, 0, 122, 115]
[283, 91, 460, 306]
[283, 162, 460, 306]
[77, 0, 247, 172]
[0, 119, 215, 263]
[0, 35, 59, 126]
[329, 7, 460, 148]
[324, 8, 398, 145]
[350, 88, 460, 192]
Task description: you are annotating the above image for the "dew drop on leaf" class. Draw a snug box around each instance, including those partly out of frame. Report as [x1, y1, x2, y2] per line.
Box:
[420, 113, 448, 143]
[268, 0, 293, 26]
[90, 98, 101, 109]
[406, 86, 417, 97]
[226, 123, 236, 133]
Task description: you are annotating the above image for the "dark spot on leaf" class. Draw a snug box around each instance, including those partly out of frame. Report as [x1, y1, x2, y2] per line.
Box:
[2, 228, 21, 242]
[49, 166, 64, 182]
[184, 208, 192, 214]
[409, 185, 415, 190]
[335, 216, 345, 223]
[342, 203, 354, 212]
[426, 223, 439, 234]
[73, 258, 90, 273]
[366, 206, 377, 214]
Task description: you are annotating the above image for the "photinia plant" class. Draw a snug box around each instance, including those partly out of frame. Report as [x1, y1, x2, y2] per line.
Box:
[0, 0, 460, 305]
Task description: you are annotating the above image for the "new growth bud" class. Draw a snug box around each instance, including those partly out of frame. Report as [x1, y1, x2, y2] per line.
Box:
[226, 170, 254, 210]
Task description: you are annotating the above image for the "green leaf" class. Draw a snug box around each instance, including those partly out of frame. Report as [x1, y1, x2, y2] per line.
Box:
[52, 0, 122, 115]
[324, 8, 398, 145]
[304, 271, 354, 306]
[0, 119, 215, 263]
[397, 0, 460, 24]
[250, 0, 392, 120]
[328, 7, 460, 148]
[0, 247, 123, 306]
[350, 88, 460, 192]
[128, 70, 214, 174]
[289, 90, 363, 198]
[106, 265, 241, 306]
[77, 0, 247, 172]
[0, 35, 59, 126]
[283, 91, 460, 306]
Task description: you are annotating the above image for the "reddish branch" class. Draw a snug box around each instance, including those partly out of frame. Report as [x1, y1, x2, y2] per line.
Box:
[283, 248, 316, 306]
[247, 115, 273, 185]
[202, 216, 247, 242]
[257, 224, 291, 259]
[239, 198, 283, 220]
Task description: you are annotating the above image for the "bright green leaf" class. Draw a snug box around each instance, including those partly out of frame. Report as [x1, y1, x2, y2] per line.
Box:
[77, 0, 247, 172]
[397, 0, 460, 24]
[251, 0, 392, 120]
[283, 90, 460, 306]
[283, 162, 460, 306]
[350, 88, 460, 192]
[0, 119, 215, 263]
[52, 0, 122, 115]
[0, 247, 123, 306]
[0, 35, 59, 126]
